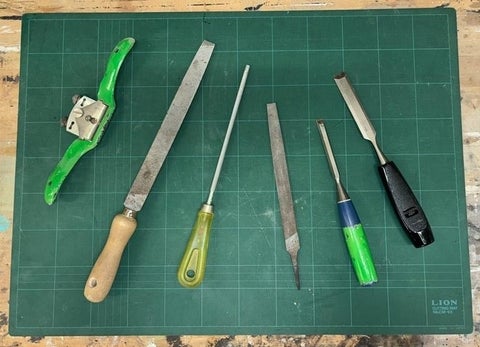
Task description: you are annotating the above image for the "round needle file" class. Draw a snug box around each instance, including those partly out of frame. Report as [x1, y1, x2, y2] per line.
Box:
[316, 120, 378, 286]
[177, 65, 250, 288]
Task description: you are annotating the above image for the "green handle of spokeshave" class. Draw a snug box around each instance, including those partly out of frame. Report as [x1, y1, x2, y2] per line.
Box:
[97, 37, 135, 108]
[44, 37, 135, 205]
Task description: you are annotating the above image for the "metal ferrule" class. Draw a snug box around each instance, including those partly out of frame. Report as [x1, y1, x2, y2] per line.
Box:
[336, 180, 350, 202]
[122, 207, 137, 219]
[200, 203, 214, 214]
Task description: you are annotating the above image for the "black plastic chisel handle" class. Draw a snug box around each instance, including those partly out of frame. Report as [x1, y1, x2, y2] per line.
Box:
[378, 161, 434, 248]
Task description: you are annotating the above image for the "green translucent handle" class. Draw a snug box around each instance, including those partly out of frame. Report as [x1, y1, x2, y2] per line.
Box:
[44, 37, 135, 205]
[177, 204, 214, 288]
[343, 224, 378, 285]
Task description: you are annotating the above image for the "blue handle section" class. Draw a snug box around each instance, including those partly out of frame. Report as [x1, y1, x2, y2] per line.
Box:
[338, 199, 361, 227]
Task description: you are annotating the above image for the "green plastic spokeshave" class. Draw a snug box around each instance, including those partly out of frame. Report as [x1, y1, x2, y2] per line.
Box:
[44, 37, 135, 205]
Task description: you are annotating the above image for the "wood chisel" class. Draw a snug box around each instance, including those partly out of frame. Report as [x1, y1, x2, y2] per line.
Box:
[44, 37, 135, 205]
[334, 72, 434, 248]
[266, 103, 301, 290]
[316, 120, 377, 286]
[84, 40, 215, 303]
[177, 65, 250, 288]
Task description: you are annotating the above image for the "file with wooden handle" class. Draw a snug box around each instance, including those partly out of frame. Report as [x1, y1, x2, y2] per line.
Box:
[84, 40, 215, 303]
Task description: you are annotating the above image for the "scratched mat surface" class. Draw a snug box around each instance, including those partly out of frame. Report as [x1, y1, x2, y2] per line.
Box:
[11, 9, 472, 335]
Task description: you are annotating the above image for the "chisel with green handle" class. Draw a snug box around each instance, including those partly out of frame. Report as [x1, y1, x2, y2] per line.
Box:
[44, 37, 135, 205]
[177, 65, 250, 288]
[316, 120, 378, 286]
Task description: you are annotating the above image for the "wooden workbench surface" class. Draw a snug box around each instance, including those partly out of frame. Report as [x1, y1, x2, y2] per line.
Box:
[1, 1, 479, 346]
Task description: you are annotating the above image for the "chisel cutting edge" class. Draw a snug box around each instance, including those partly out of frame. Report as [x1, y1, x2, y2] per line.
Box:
[334, 72, 434, 248]
[267, 103, 301, 290]
[84, 40, 215, 303]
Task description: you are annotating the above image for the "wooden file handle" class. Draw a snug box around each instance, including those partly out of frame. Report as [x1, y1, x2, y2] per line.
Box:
[84, 212, 137, 303]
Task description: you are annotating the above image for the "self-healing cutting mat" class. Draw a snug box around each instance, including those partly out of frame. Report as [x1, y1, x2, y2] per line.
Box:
[10, 9, 472, 335]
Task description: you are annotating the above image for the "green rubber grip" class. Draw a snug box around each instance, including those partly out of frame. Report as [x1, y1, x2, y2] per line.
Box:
[44, 37, 135, 205]
[177, 204, 214, 288]
[343, 224, 378, 285]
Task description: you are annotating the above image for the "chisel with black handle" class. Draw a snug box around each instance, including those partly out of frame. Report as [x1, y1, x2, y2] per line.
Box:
[334, 72, 434, 248]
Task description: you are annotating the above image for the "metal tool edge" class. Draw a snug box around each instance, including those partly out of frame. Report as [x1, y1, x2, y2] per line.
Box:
[124, 40, 215, 212]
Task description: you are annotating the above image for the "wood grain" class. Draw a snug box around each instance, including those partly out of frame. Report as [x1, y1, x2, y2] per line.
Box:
[1, 1, 479, 346]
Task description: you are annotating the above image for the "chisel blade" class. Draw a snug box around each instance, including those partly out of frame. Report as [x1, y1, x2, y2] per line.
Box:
[334, 72, 377, 142]
[334, 72, 388, 164]
[267, 102, 301, 290]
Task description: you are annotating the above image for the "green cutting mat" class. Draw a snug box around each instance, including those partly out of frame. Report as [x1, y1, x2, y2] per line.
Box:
[11, 9, 472, 335]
